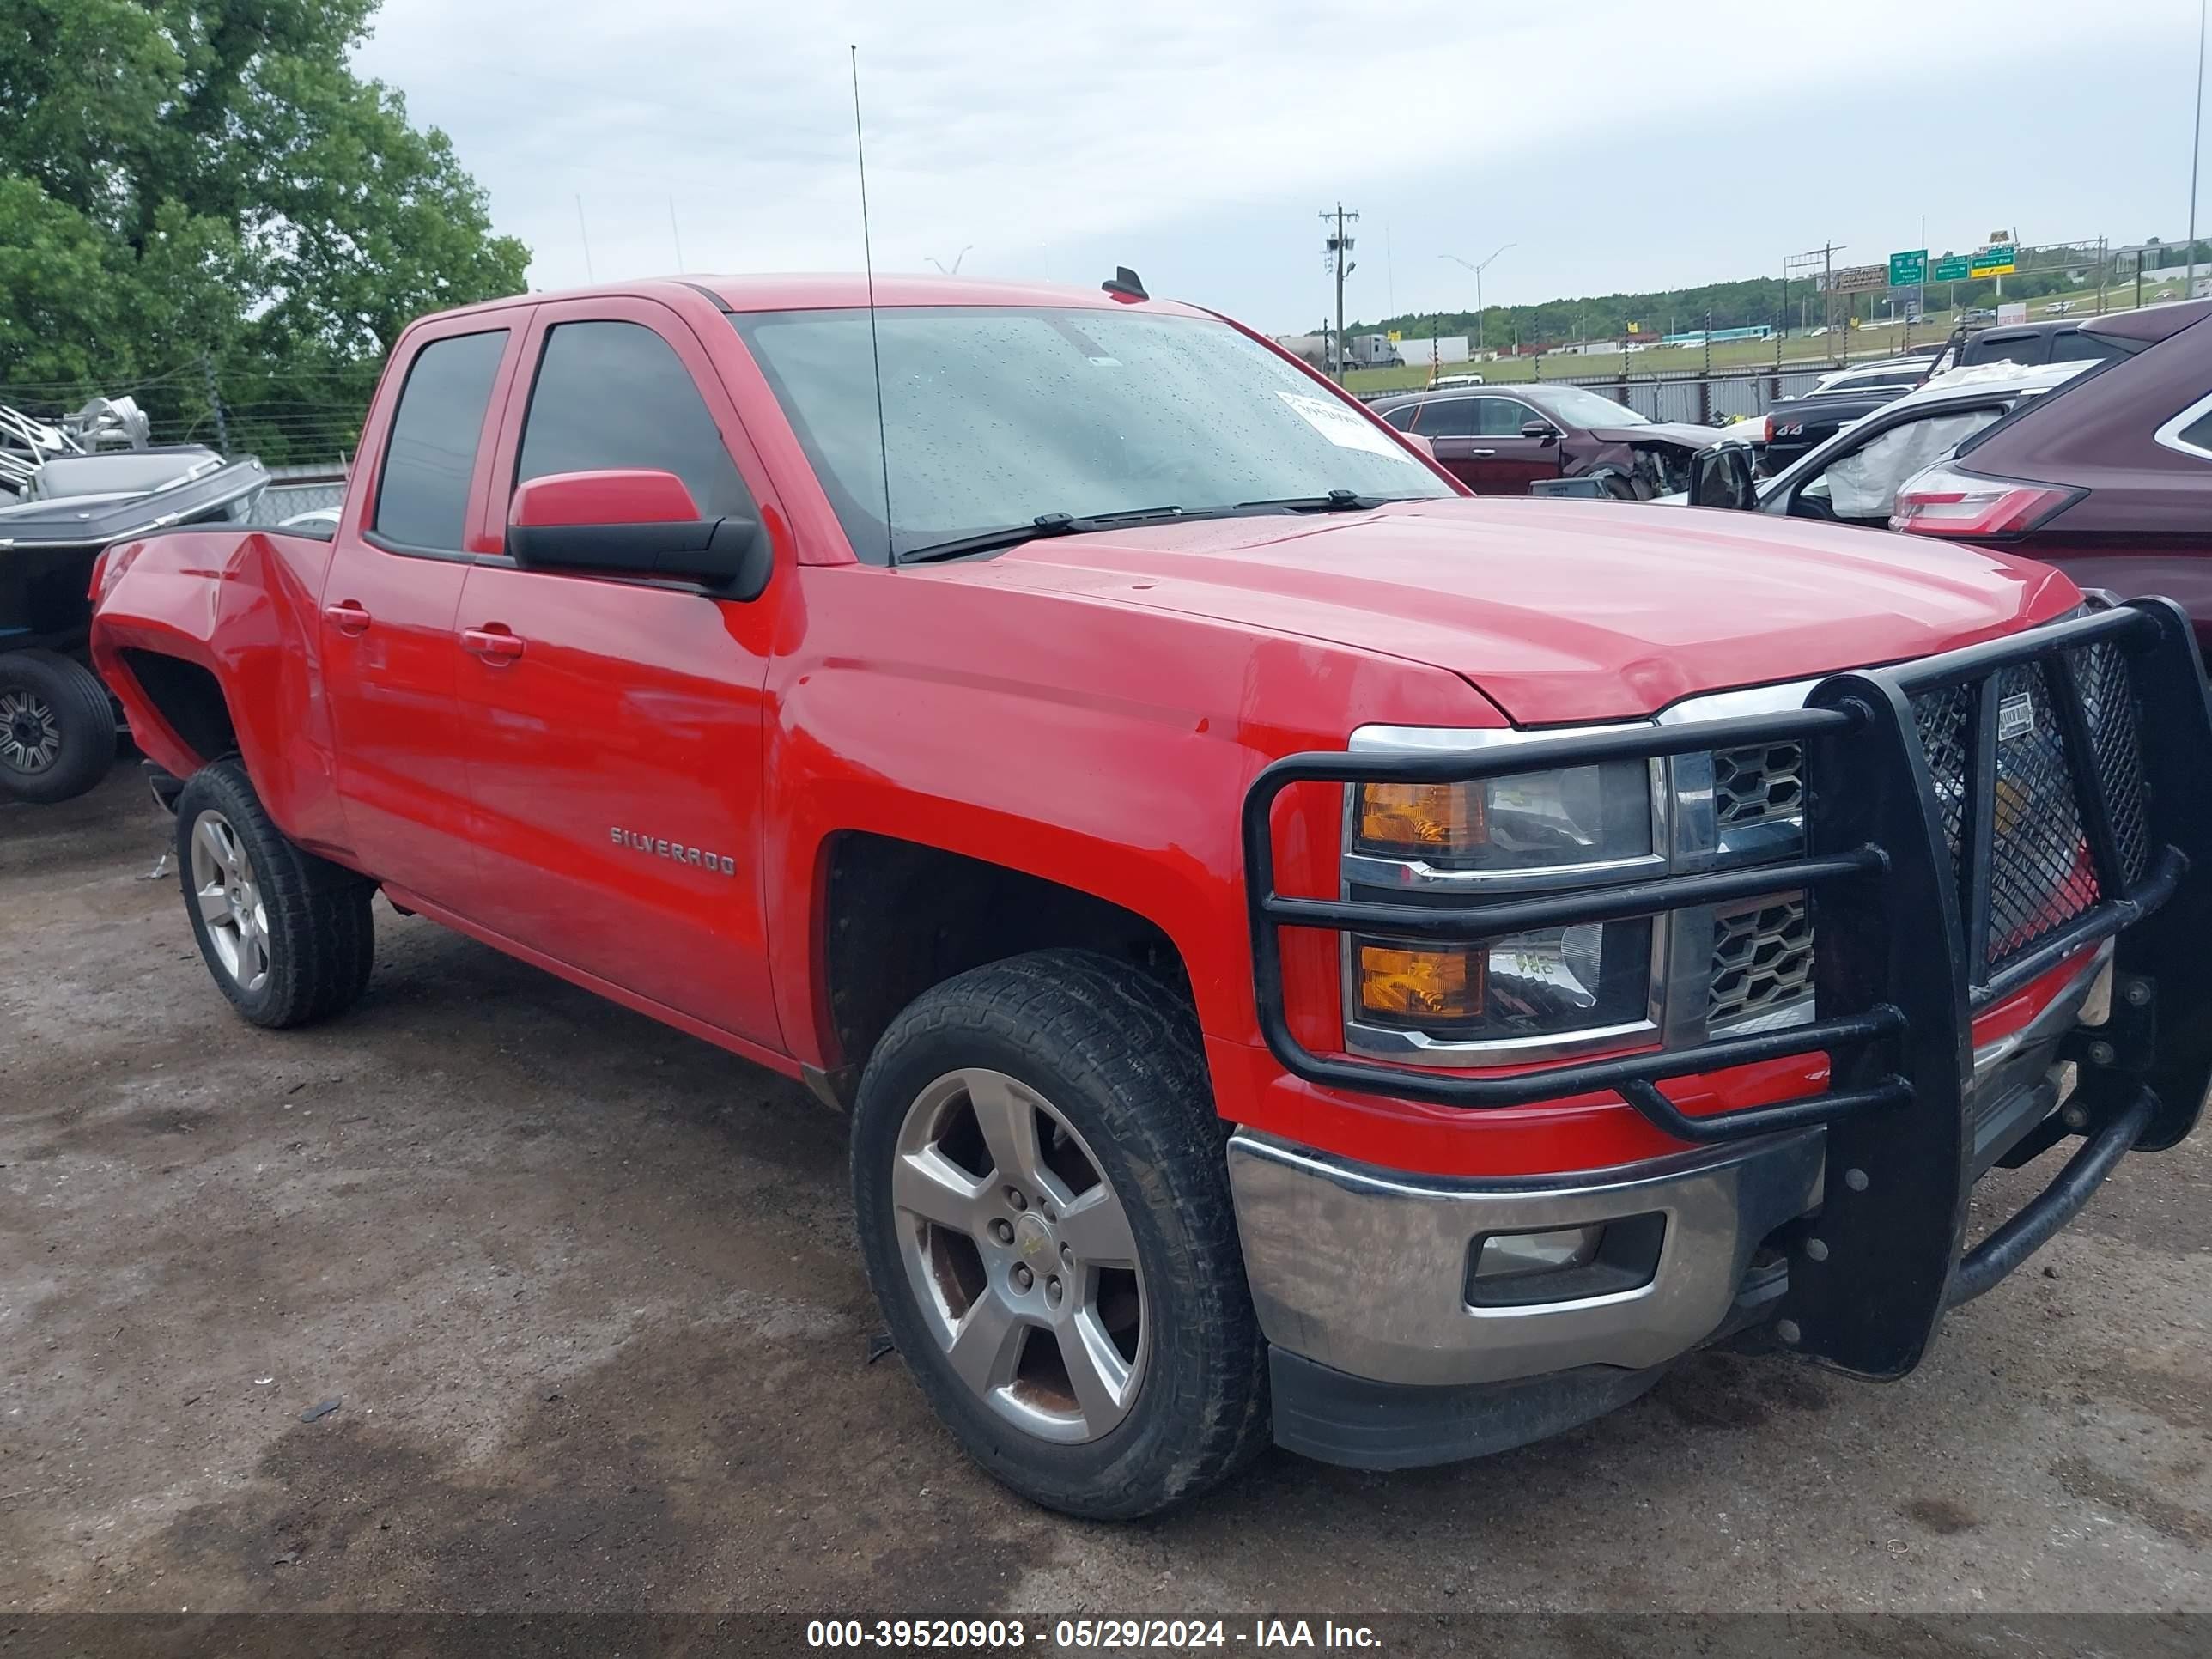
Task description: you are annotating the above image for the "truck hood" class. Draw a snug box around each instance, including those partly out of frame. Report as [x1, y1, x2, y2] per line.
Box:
[1585, 421, 1726, 449]
[950, 498, 2079, 725]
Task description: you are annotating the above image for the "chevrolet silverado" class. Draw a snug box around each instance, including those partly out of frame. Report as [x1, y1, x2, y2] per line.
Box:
[90, 273, 2212, 1519]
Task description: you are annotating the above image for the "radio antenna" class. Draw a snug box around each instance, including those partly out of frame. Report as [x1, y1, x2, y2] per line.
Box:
[850, 45, 896, 568]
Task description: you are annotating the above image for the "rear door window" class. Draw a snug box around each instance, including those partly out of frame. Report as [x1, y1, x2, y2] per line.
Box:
[374, 330, 508, 550]
[2050, 331, 2124, 364]
[515, 320, 753, 517]
[1380, 404, 1419, 431]
[1966, 332, 2047, 368]
[1416, 398, 1480, 438]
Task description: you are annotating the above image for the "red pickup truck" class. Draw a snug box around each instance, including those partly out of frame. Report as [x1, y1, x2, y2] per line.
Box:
[89, 274, 2212, 1520]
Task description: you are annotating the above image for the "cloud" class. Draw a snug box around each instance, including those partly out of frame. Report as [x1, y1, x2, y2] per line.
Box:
[358, 0, 2200, 330]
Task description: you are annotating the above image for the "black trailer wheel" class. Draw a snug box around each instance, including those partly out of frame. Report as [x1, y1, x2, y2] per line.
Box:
[850, 949, 1269, 1519]
[0, 650, 116, 805]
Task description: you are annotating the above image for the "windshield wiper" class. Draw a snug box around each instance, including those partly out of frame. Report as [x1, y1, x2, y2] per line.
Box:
[1231, 489, 1390, 513]
[899, 504, 1212, 564]
[896, 493, 1398, 564]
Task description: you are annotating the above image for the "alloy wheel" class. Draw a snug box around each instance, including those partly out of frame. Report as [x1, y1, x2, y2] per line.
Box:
[0, 689, 61, 775]
[188, 809, 270, 994]
[890, 1067, 1148, 1443]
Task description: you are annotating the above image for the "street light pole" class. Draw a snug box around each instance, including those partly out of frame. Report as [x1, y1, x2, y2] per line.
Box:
[2190, 0, 2207, 299]
[1440, 244, 1515, 356]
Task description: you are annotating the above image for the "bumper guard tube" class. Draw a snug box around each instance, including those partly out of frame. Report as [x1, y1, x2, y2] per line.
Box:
[1239, 599, 2212, 1404]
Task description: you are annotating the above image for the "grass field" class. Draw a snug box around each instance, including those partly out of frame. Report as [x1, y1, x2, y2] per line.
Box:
[1340, 287, 2159, 394]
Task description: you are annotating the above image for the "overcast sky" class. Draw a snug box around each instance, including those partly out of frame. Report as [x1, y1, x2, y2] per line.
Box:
[357, 0, 2206, 334]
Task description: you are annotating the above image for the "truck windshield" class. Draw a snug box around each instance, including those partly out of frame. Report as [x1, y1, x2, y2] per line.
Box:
[731, 306, 1452, 562]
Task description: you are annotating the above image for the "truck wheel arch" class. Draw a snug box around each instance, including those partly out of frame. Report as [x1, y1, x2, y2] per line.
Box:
[813, 831, 1199, 1103]
[113, 649, 239, 771]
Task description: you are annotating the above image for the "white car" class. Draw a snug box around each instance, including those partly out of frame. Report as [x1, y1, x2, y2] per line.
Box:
[1803, 357, 1933, 399]
[1662, 359, 2094, 511]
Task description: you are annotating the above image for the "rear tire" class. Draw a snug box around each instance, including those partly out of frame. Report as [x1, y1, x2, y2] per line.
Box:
[850, 949, 1269, 1519]
[0, 650, 115, 805]
[173, 759, 375, 1028]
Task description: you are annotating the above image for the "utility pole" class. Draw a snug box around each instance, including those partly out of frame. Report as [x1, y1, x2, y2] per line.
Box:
[1823, 242, 1835, 356]
[2191, 0, 2207, 300]
[1320, 204, 1358, 382]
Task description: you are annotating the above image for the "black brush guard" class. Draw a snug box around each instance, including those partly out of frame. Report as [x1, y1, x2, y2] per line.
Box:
[1243, 599, 2212, 1378]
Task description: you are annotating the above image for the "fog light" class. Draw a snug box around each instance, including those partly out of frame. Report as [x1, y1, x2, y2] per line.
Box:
[1473, 1224, 1603, 1282]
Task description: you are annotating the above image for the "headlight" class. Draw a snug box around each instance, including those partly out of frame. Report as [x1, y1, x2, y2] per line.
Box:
[1353, 759, 1653, 874]
[1353, 920, 1655, 1044]
[1345, 757, 1660, 1054]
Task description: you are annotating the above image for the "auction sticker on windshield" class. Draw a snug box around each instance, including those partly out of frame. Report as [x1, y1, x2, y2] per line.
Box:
[1276, 391, 1408, 459]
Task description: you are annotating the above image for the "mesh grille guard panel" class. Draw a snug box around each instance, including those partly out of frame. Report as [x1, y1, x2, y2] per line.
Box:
[1242, 601, 2195, 1146]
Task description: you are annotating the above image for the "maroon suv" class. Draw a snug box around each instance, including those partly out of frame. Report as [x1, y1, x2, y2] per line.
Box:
[1887, 299, 2212, 644]
[1370, 382, 1723, 498]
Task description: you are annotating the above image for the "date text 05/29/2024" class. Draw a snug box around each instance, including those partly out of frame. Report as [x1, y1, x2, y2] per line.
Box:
[805, 1620, 1383, 1650]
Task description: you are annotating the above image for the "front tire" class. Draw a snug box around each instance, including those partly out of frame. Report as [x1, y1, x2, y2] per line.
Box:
[0, 650, 115, 805]
[850, 949, 1269, 1519]
[174, 759, 375, 1028]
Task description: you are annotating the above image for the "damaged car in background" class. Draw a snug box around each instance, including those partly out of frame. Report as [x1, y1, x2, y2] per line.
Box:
[0, 396, 265, 803]
[1370, 382, 1732, 499]
[1675, 361, 2095, 522]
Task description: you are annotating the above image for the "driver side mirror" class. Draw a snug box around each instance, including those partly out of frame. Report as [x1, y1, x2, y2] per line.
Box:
[506, 469, 773, 599]
[1688, 443, 1758, 512]
[1522, 419, 1559, 444]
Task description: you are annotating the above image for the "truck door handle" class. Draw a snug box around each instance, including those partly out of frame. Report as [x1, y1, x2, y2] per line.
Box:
[323, 601, 372, 635]
[460, 626, 525, 664]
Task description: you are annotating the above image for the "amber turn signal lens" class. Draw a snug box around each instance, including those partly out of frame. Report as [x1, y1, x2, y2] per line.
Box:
[1356, 782, 1486, 857]
[1356, 942, 1486, 1024]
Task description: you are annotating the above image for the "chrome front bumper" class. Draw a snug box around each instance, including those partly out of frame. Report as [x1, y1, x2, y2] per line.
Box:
[1228, 947, 2117, 1394]
[1225, 1129, 1824, 1389]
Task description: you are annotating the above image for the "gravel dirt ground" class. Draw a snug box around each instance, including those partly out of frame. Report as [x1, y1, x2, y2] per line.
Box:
[3, 771, 2209, 1620]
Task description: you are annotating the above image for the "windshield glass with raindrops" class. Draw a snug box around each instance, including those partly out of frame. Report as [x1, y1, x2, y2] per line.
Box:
[731, 306, 1450, 562]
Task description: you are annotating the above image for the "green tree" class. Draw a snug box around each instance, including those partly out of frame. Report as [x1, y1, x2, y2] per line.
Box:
[0, 1, 528, 460]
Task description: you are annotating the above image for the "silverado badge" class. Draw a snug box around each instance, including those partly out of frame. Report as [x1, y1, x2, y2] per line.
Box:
[610, 827, 738, 875]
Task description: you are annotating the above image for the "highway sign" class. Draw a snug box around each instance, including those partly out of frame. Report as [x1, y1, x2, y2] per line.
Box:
[1888, 249, 1927, 286]
[1930, 254, 1972, 283]
[1969, 243, 2018, 279]
[1823, 264, 1890, 295]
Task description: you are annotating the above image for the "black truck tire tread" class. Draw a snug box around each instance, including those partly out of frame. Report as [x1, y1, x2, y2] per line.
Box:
[173, 759, 375, 1028]
[0, 650, 115, 805]
[851, 948, 1270, 1520]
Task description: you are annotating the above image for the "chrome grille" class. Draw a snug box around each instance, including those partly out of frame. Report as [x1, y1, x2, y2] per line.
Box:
[1713, 742, 1804, 830]
[1708, 896, 1814, 1030]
